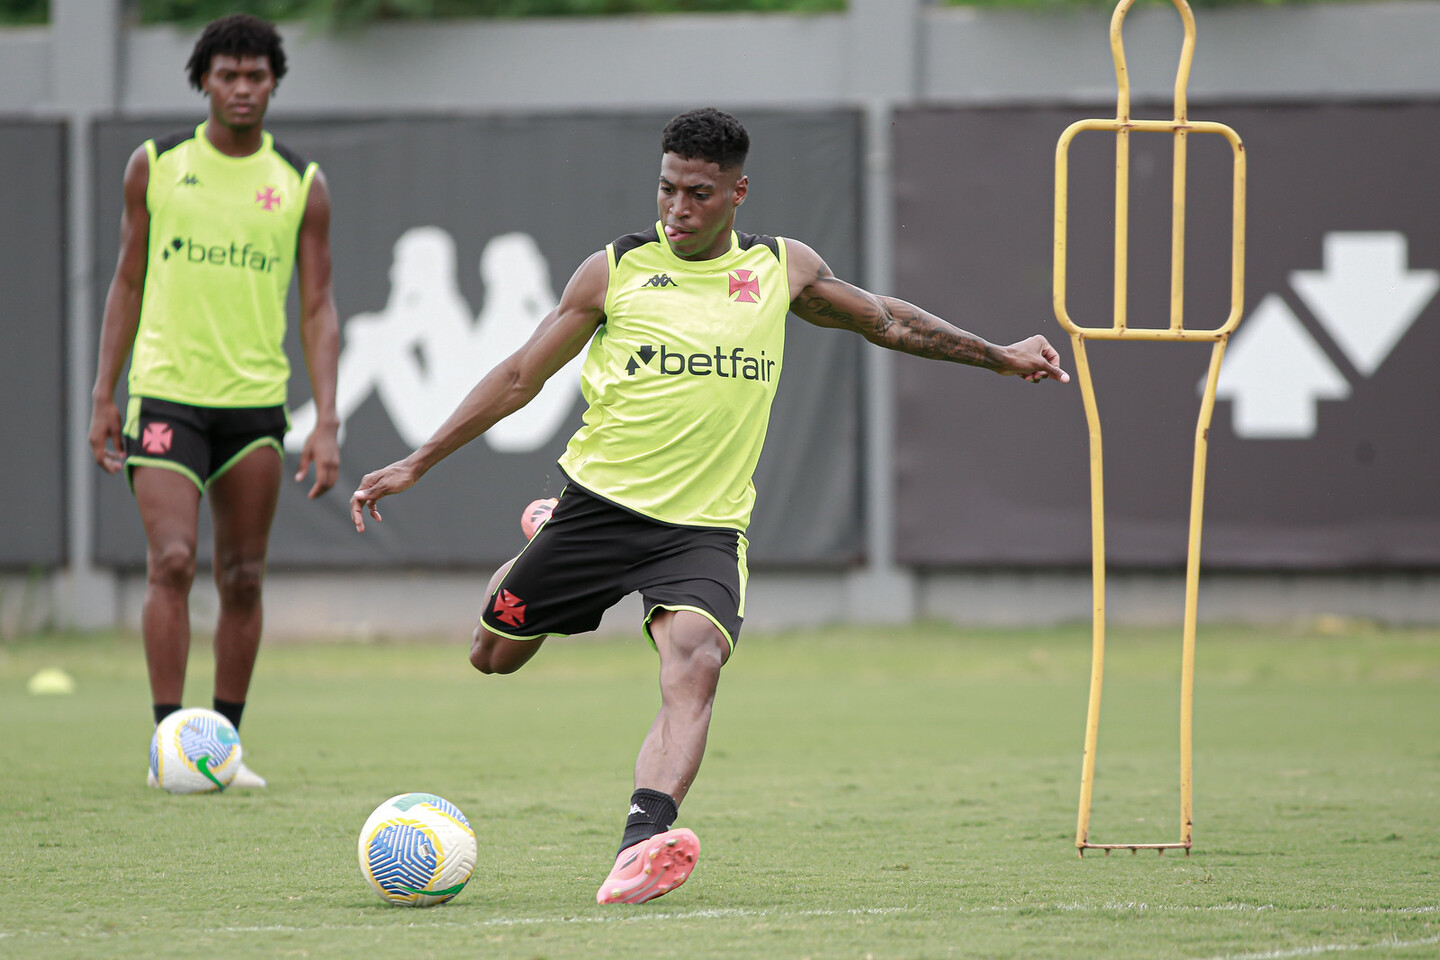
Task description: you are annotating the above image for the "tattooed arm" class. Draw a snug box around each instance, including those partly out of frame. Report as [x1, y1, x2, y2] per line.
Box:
[785, 239, 1068, 383]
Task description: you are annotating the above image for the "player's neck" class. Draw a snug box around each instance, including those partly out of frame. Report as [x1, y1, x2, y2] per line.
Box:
[204, 118, 265, 158]
[671, 226, 736, 263]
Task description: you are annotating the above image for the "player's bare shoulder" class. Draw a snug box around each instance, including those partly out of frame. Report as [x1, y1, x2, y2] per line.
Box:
[560, 249, 611, 318]
[782, 237, 832, 304]
[122, 144, 151, 203]
[304, 166, 332, 217]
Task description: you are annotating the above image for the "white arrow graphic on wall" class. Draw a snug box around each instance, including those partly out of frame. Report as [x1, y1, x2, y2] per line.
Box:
[1289, 232, 1438, 376]
[1213, 294, 1350, 439]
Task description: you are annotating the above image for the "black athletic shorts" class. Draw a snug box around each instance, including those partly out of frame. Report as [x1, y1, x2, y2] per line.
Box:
[123, 396, 287, 492]
[480, 483, 749, 653]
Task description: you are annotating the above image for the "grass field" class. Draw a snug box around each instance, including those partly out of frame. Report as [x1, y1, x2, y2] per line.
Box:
[1, 623, 1436, 959]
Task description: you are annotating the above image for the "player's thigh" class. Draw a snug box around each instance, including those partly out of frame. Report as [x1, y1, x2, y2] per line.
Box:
[470, 559, 547, 674]
[479, 488, 633, 641]
[207, 443, 282, 566]
[131, 466, 203, 570]
[635, 529, 747, 660]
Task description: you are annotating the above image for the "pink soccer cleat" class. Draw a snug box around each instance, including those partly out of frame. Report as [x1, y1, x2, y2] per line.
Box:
[520, 498, 558, 541]
[595, 828, 700, 905]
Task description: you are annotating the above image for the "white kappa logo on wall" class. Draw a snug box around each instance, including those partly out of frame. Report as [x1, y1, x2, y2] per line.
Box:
[1212, 231, 1438, 439]
[287, 228, 583, 454]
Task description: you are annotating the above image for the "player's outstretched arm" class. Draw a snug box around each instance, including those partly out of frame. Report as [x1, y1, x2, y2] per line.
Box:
[88, 146, 151, 474]
[349, 250, 608, 532]
[786, 240, 1069, 384]
[295, 170, 341, 499]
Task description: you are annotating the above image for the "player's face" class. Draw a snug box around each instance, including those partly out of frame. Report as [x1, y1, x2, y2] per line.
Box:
[202, 54, 275, 131]
[657, 153, 747, 261]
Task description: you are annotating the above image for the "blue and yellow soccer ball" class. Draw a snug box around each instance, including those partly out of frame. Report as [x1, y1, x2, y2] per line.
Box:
[149, 707, 243, 794]
[358, 793, 477, 907]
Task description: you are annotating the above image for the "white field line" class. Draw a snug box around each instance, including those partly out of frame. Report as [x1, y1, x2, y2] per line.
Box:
[1190, 932, 1440, 960]
[474, 906, 911, 927]
[1030, 904, 1439, 916]
[0, 906, 911, 940]
[1, 902, 1435, 941]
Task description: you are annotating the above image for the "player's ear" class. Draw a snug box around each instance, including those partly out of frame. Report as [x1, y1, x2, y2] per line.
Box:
[734, 175, 748, 207]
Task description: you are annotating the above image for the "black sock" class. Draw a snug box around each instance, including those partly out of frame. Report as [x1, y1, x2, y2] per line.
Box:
[619, 788, 679, 854]
[213, 697, 246, 731]
[153, 703, 182, 726]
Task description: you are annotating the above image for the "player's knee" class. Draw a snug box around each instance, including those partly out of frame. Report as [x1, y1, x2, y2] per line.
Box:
[147, 541, 196, 593]
[216, 558, 264, 609]
[470, 560, 523, 674]
[468, 624, 494, 673]
[468, 624, 505, 675]
[469, 621, 541, 676]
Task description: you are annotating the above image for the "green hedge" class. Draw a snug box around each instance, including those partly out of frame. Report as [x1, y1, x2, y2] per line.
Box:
[0, 0, 44, 24]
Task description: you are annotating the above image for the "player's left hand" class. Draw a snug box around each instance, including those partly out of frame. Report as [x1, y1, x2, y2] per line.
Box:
[1002, 335, 1070, 384]
[295, 425, 341, 499]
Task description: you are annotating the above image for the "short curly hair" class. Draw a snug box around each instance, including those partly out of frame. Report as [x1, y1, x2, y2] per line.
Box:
[186, 14, 288, 92]
[661, 108, 750, 172]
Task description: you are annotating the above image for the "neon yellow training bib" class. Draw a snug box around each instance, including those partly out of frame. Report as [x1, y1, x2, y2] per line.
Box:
[559, 223, 791, 530]
[129, 122, 316, 407]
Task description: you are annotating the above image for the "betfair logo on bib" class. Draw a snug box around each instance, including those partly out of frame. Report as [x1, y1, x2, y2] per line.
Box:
[625, 343, 775, 381]
[161, 236, 282, 272]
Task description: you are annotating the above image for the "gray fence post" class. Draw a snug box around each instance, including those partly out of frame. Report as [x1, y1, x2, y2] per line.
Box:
[54, 0, 122, 629]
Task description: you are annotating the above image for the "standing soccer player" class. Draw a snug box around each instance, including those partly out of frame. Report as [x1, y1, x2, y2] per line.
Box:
[89, 15, 340, 789]
[349, 108, 1067, 902]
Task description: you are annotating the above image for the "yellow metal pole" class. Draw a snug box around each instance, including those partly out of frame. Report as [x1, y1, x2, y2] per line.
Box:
[1228, 139, 1249, 331]
[1072, 335, 1106, 854]
[1110, 1, 1132, 335]
[1170, 130, 1189, 331]
[1170, 1, 1196, 333]
[1179, 337, 1229, 847]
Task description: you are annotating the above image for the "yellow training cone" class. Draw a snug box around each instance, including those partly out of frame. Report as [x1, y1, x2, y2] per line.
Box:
[27, 667, 76, 695]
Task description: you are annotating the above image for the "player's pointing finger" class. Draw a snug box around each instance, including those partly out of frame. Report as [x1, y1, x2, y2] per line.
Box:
[350, 488, 373, 532]
[1039, 340, 1070, 384]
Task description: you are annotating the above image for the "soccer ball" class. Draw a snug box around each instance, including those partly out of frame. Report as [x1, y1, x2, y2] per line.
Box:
[149, 707, 243, 794]
[358, 793, 477, 907]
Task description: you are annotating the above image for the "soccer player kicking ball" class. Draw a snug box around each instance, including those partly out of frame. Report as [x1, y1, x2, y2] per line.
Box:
[349, 108, 1067, 904]
[90, 15, 341, 788]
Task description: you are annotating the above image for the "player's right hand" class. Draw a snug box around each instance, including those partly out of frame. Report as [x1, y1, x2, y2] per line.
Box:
[1003, 335, 1070, 384]
[349, 459, 421, 532]
[88, 398, 126, 474]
